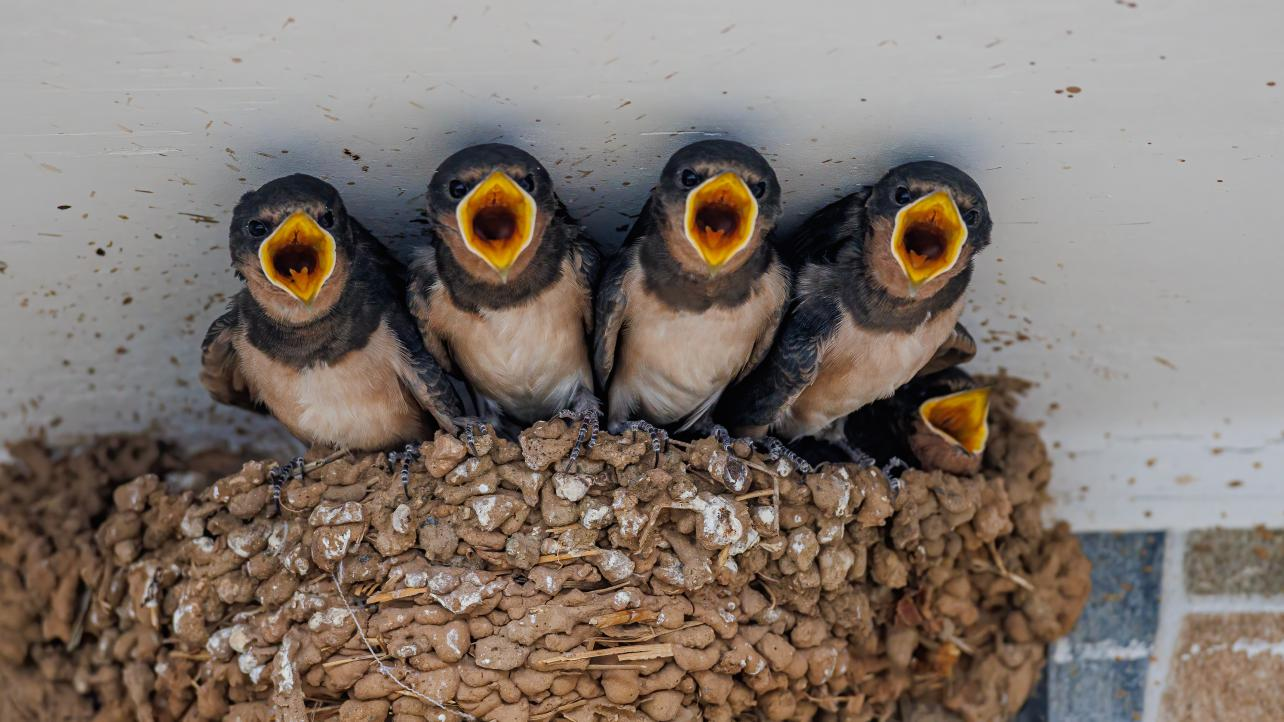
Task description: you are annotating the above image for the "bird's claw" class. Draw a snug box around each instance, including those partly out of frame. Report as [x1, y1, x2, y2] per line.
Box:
[454, 418, 492, 456]
[269, 456, 305, 514]
[557, 407, 600, 470]
[625, 420, 669, 465]
[711, 425, 751, 490]
[760, 437, 814, 475]
[882, 456, 908, 499]
[387, 443, 421, 493]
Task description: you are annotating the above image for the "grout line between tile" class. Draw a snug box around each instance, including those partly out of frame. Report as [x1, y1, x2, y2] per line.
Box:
[1142, 530, 1187, 722]
[1183, 594, 1284, 613]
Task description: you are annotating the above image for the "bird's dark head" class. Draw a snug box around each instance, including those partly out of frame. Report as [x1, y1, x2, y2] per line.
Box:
[230, 174, 354, 322]
[862, 161, 991, 299]
[426, 143, 556, 284]
[651, 139, 781, 276]
[906, 369, 991, 476]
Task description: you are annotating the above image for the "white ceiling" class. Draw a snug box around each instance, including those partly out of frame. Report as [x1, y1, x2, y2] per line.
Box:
[2, 0, 1281, 530]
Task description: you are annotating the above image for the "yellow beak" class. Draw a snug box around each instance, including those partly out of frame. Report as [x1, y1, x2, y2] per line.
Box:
[455, 171, 537, 280]
[683, 172, 758, 270]
[258, 212, 337, 304]
[918, 387, 991, 456]
[890, 190, 968, 289]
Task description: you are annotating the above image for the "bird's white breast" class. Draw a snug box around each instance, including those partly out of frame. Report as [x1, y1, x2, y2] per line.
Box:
[609, 267, 788, 428]
[236, 322, 425, 450]
[430, 264, 592, 423]
[775, 299, 965, 440]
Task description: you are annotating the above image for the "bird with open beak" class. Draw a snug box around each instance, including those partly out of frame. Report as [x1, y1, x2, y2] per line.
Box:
[844, 368, 992, 476]
[383, 144, 602, 459]
[199, 174, 463, 453]
[595, 139, 794, 469]
[720, 160, 992, 449]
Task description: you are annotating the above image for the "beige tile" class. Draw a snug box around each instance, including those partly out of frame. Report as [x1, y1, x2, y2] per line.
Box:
[1185, 528, 1284, 595]
[1161, 613, 1284, 722]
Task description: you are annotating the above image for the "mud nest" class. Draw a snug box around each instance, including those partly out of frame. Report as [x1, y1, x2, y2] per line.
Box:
[0, 375, 1090, 722]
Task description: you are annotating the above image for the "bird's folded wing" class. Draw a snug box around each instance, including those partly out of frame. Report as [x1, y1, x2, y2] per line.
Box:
[386, 309, 464, 433]
[718, 296, 843, 431]
[199, 303, 262, 413]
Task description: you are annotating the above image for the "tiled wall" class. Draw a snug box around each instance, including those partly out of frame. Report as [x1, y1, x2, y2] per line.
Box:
[1016, 529, 1284, 722]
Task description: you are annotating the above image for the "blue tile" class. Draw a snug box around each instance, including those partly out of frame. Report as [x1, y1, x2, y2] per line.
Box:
[1071, 532, 1164, 645]
[1015, 665, 1048, 722]
[1048, 659, 1148, 722]
[1040, 532, 1164, 721]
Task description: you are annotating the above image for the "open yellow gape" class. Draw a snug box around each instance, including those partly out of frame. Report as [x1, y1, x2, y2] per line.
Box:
[684, 172, 758, 269]
[918, 386, 991, 455]
[258, 211, 337, 304]
[456, 171, 537, 278]
[891, 190, 967, 289]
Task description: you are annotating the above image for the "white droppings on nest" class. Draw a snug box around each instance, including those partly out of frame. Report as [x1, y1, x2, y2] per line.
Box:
[754, 505, 777, 527]
[612, 589, 639, 609]
[444, 627, 464, 658]
[447, 458, 481, 484]
[690, 493, 744, 547]
[427, 570, 457, 594]
[404, 570, 428, 588]
[581, 500, 612, 529]
[191, 536, 215, 554]
[267, 521, 288, 555]
[595, 549, 635, 582]
[470, 495, 500, 528]
[228, 625, 253, 654]
[171, 601, 198, 632]
[318, 527, 354, 561]
[205, 626, 237, 658]
[272, 635, 297, 695]
[553, 472, 590, 502]
[179, 509, 205, 538]
[238, 649, 267, 684]
[307, 607, 348, 631]
[308, 501, 364, 526]
[394, 643, 418, 658]
[391, 504, 412, 534]
[227, 532, 256, 559]
[775, 459, 792, 477]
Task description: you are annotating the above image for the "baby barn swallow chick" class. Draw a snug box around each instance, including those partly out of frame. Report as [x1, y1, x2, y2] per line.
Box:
[721, 161, 992, 450]
[845, 368, 991, 476]
[386, 144, 601, 461]
[595, 140, 792, 473]
[200, 174, 463, 454]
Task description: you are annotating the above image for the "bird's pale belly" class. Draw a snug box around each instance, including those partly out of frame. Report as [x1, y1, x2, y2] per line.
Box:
[438, 297, 591, 424]
[611, 308, 760, 427]
[237, 325, 426, 450]
[775, 306, 962, 440]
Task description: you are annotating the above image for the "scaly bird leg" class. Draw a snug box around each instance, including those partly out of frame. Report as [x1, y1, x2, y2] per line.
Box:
[557, 391, 602, 470]
[710, 424, 751, 492]
[270, 456, 305, 514]
[452, 417, 493, 456]
[759, 437, 815, 475]
[625, 420, 669, 467]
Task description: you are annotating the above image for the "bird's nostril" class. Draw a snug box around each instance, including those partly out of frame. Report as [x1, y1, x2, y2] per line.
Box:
[473, 207, 517, 242]
[696, 204, 740, 237]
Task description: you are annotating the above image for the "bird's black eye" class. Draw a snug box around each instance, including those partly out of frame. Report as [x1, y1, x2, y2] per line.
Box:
[247, 220, 269, 238]
[680, 169, 700, 188]
[448, 180, 469, 199]
[318, 210, 335, 229]
[963, 208, 983, 228]
[893, 186, 913, 205]
[751, 181, 768, 199]
[517, 174, 535, 192]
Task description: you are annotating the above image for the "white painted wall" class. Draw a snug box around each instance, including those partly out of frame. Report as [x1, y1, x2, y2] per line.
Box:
[2, 0, 1281, 531]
